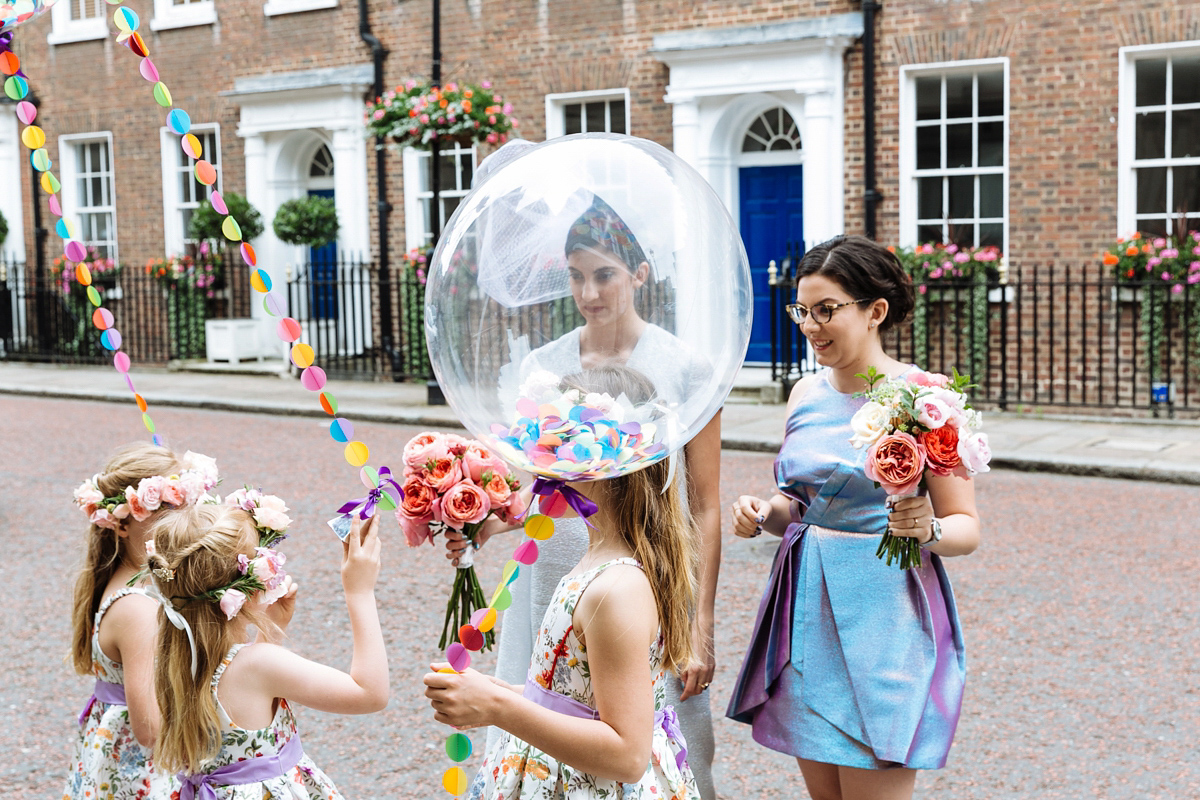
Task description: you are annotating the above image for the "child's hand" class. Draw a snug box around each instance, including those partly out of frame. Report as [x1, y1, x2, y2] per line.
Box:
[731, 495, 769, 538]
[423, 663, 506, 729]
[264, 575, 299, 632]
[341, 514, 382, 597]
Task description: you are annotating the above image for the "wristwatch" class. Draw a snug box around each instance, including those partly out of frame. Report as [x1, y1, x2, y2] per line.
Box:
[921, 518, 943, 549]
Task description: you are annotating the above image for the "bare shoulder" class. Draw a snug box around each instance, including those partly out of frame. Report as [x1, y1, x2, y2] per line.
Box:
[574, 564, 656, 635]
[786, 373, 823, 414]
[104, 590, 159, 627]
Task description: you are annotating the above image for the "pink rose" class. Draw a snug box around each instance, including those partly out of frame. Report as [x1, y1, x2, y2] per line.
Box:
[179, 472, 207, 505]
[462, 444, 507, 482]
[111, 504, 130, 520]
[482, 471, 511, 510]
[504, 489, 528, 521]
[440, 481, 491, 528]
[219, 588, 247, 620]
[74, 480, 104, 508]
[426, 456, 463, 493]
[957, 431, 992, 475]
[914, 396, 954, 430]
[138, 476, 164, 511]
[865, 432, 927, 496]
[161, 478, 186, 507]
[444, 433, 472, 456]
[909, 370, 950, 389]
[404, 432, 449, 470]
[125, 485, 152, 522]
[89, 508, 117, 530]
[252, 494, 293, 532]
[397, 512, 434, 548]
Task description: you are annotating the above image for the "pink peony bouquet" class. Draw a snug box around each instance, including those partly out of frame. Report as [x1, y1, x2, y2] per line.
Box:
[849, 367, 990, 569]
[396, 431, 524, 650]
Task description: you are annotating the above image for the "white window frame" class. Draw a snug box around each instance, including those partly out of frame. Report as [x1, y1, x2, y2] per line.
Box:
[1118, 40, 1200, 238]
[58, 132, 119, 263]
[898, 58, 1009, 251]
[47, 0, 107, 45]
[263, 0, 337, 16]
[402, 144, 477, 251]
[545, 89, 631, 139]
[150, 0, 216, 32]
[159, 123, 221, 255]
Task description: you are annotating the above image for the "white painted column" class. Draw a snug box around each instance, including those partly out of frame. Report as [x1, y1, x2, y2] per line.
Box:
[0, 109, 27, 263]
[801, 90, 841, 246]
[331, 126, 369, 259]
[242, 133, 273, 321]
[669, 97, 701, 172]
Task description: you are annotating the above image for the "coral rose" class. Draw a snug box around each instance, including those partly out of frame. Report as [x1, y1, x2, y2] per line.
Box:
[426, 457, 463, 493]
[403, 432, 449, 470]
[396, 478, 438, 546]
[865, 432, 927, 496]
[440, 481, 491, 529]
[482, 471, 512, 509]
[918, 425, 962, 476]
[161, 478, 186, 507]
[124, 485, 152, 522]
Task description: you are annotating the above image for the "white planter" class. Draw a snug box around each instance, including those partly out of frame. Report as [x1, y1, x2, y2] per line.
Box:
[987, 286, 1015, 303]
[205, 318, 266, 363]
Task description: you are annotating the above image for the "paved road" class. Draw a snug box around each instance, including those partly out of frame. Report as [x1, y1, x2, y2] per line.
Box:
[1, 397, 1196, 799]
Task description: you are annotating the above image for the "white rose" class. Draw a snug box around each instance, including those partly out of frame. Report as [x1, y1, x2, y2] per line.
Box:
[849, 401, 891, 449]
[518, 369, 561, 402]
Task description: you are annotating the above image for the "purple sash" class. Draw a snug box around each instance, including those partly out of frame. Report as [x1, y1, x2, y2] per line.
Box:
[522, 680, 688, 772]
[78, 679, 127, 724]
[178, 733, 304, 800]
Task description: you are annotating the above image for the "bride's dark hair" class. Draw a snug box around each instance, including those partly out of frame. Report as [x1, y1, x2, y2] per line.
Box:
[797, 235, 915, 332]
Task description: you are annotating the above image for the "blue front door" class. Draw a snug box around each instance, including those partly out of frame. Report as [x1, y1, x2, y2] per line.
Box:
[738, 165, 803, 364]
[308, 189, 338, 320]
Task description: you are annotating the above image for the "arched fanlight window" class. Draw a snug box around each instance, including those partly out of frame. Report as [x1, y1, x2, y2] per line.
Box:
[742, 107, 802, 152]
[309, 144, 335, 177]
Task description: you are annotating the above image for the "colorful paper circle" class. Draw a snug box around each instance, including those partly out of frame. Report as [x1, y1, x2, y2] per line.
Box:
[166, 107, 190, 134]
[446, 642, 470, 672]
[300, 365, 327, 391]
[0, 51, 19, 77]
[100, 328, 122, 350]
[343, 440, 369, 467]
[240, 242, 257, 266]
[4, 75, 29, 101]
[55, 218, 77, 239]
[277, 317, 301, 342]
[139, 58, 159, 83]
[142, 412, 156, 433]
[210, 189, 228, 215]
[445, 733, 472, 763]
[40, 171, 61, 194]
[75, 263, 92, 286]
[20, 124, 45, 150]
[16, 101, 36, 125]
[221, 215, 242, 241]
[476, 607, 497, 634]
[113, 6, 138, 30]
[524, 514, 555, 541]
[86, 285, 102, 306]
[264, 293, 286, 317]
[329, 417, 353, 443]
[64, 240, 87, 262]
[458, 624, 485, 652]
[250, 268, 272, 293]
[359, 465, 380, 489]
[48, 194, 61, 216]
[135, 394, 148, 412]
[92, 307, 114, 330]
[127, 32, 149, 58]
[194, 160, 216, 186]
[113, 351, 131, 373]
[319, 391, 338, 415]
[152, 81, 172, 108]
[181, 133, 202, 160]
[513, 538, 539, 565]
[290, 342, 314, 368]
[492, 586, 513, 611]
[442, 767, 468, 796]
[30, 148, 50, 172]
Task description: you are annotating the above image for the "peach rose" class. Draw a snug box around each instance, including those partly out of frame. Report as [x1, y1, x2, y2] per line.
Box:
[440, 481, 491, 529]
[463, 444, 508, 483]
[396, 478, 437, 546]
[137, 476, 164, 511]
[404, 432, 449, 469]
[89, 508, 117, 530]
[74, 480, 104, 509]
[865, 432, 927, 496]
[124, 485, 152, 522]
[505, 489, 528, 522]
[161, 478, 186, 507]
[918, 425, 962, 476]
[425, 457, 463, 494]
[482, 471, 511, 509]
[908, 370, 950, 388]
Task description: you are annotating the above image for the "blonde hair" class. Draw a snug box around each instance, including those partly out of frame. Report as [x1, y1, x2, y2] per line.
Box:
[561, 367, 698, 673]
[70, 443, 184, 675]
[148, 504, 272, 774]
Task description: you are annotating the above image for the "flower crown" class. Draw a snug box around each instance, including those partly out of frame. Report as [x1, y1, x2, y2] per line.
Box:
[223, 487, 293, 547]
[74, 451, 221, 530]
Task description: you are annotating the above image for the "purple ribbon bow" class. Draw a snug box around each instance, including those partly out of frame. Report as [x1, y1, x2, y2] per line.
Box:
[530, 477, 599, 525]
[78, 679, 126, 724]
[337, 466, 403, 520]
[655, 705, 689, 772]
[0, 32, 25, 78]
[178, 733, 304, 800]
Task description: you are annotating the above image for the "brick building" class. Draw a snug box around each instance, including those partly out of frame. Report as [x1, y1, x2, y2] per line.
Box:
[1, 0, 1198, 379]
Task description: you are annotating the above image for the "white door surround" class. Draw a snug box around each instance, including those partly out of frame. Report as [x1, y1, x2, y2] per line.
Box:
[650, 13, 863, 249]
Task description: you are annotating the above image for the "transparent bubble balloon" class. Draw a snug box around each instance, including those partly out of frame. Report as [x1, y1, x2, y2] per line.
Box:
[1, 0, 57, 34]
[425, 133, 752, 481]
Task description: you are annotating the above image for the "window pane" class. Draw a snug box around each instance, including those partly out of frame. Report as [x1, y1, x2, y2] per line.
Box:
[564, 104, 582, 135]
[459, 152, 473, 188]
[946, 123, 972, 168]
[916, 125, 940, 169]
[917, 176, 942, 220]
[979, 173, 1003, 218]
[1172, 56, 1200, 105]
[978, 121, 1003, 166]
[748, 116, 770, 141]
[443, 195, 461, 223]
[1171, 108, 1200, 159]
[949, 174, 974, 219]
[1137, 167, 1167, 214]
[1136, 59, 1167, 107]
[945, 74, 972, 118]
[1173, 165, 1200, 217]
[609, 100, 626, 134]
[1140, 217, 1168, 238]
[436, 153, 456, 192]
[977, 70, 1004, 117]
[949, 222, 974, 248]
[1135, 112, 1166, 159]
[742, 134, 765, 153]
[916, 76, 941, 121]
[585, 102, 605, 133]
[917, 223, 943, 245]
[979, 222, 1003, 248]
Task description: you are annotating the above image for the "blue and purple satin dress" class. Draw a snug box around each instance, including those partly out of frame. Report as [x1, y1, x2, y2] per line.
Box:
[726, 369, 966, 770]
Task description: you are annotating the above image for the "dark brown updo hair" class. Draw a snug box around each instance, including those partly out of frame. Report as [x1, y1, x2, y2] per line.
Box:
[795, 235, 915, 332]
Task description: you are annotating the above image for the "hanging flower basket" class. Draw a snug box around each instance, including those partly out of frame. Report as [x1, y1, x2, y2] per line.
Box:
[364, 80, 518, 150]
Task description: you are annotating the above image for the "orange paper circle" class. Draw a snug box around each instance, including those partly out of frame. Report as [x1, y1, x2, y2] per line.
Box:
[135, 394, 148, 412]
[194, 160, 216, 186]
[0, 52, 19, 77]
[75, 263, 93, 286]
[290, 342, 314, 368]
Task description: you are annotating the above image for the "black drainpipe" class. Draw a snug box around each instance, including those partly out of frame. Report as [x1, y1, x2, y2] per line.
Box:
[862, 1, 882, 240]
[359, 0, 399, 377]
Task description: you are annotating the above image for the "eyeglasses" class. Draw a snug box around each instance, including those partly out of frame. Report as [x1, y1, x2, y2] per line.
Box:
[785, 299, 872, 325]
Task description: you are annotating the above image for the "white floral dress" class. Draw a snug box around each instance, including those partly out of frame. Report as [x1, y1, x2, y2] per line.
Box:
[469, 558, 700, 800]
[195, 643, 343, 800]
[62, 587, 177, 800]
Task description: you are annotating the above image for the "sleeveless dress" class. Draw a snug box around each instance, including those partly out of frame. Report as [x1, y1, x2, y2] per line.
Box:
[726, 368, 967, 770]
[469, 558, 700, 800]
[183, 643, 343, 800]
[62, 587, 177, 800]
[492, 324, 717, 799]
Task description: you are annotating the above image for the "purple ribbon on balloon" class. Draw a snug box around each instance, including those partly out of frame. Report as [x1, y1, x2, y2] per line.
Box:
[336, 466, 403, 520]
[530, 476, 599, 525]
[0, 32, 25, 77]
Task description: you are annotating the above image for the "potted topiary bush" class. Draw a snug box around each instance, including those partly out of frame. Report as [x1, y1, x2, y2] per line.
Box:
[0, 208, 8, 250]
[272, 195, 340, 249]
[188, 192, 265, 246]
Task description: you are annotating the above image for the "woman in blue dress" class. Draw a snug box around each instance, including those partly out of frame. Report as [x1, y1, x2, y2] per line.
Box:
[727, 235, 981, 800]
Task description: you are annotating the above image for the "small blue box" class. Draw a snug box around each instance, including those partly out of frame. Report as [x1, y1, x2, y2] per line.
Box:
[1151, 382, 1173, 404]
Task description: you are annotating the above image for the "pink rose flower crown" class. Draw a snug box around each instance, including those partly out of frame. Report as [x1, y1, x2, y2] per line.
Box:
[73, 450, 222, 531]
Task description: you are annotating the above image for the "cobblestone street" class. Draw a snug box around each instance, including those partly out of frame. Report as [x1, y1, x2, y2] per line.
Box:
[1, 396, 1196, 799]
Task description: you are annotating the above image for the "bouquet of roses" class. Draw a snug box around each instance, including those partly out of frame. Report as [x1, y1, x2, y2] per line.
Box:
[849, 367, 991, 569]
[395, 431, 526, 651]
